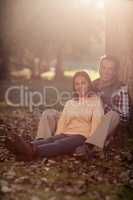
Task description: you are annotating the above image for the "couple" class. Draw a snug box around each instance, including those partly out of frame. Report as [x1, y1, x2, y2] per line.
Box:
[6, 55, 130, 161]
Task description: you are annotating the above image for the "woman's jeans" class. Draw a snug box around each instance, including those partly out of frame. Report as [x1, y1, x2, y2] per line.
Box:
[31, 134, 86, 158]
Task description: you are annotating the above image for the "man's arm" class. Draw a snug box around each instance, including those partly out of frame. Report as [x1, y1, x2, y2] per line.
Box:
[112, 85, 130, 122]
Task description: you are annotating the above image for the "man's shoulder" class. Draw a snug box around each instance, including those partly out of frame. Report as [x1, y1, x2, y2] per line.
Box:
[117, 81, 127, 89]
[92, 78, 100, 85]
[113, 83, 128, 95]
[92, 78, 100, 92]
[93, 78, 125, 86]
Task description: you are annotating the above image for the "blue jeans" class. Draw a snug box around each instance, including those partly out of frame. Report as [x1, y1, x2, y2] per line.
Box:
[31, 134, 86, 158]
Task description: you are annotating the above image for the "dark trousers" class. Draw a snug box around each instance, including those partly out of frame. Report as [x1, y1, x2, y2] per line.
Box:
[31, 134, 86, 158]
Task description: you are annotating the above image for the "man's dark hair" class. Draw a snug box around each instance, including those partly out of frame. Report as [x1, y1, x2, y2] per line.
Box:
[100, 54, 121, 71]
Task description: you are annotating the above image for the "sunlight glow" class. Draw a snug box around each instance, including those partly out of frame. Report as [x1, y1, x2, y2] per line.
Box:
[96, 0, 104, 9]
[80, 0, 104, 9]
[79, 0, 91, 4]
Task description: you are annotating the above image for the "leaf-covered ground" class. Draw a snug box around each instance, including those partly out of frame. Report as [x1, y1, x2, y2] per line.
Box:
[0, 108, 133, 200]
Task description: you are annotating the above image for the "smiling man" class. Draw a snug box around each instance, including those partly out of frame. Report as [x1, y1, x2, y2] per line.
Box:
[93, 55, 130, 123]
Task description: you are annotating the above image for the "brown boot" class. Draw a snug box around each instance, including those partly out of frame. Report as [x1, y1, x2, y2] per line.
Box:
[9, 134, 38, 161]
[5, 137, 18, 155]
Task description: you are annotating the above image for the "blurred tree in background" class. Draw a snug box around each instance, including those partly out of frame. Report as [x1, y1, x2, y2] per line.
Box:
[0, 1, 10, 80]
[0, 0, 105, 79]
[105, 0, 133, 103]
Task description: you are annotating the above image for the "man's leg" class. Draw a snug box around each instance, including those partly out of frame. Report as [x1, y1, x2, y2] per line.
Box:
[36, 109, 60, 139]
[87, 111, 120, 149]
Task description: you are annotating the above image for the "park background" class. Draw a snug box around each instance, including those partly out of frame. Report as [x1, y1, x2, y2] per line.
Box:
[0, 1, 133, 200]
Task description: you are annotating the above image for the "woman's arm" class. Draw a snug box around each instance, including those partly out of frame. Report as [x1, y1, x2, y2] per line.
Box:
[56, 113, 66, 134]
[55, 100, 70, 134]
[90, 97, 104, 136]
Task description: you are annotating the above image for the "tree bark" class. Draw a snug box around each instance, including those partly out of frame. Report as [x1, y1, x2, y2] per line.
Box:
[55, 47, 64, 79]
[105, 0, 133, 103]
[0, 0, 9, 80]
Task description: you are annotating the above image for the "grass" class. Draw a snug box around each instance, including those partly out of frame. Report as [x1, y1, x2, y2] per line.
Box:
[41, 69, 99, 81]
[10, 68, 99, 81]
[0, 70, 133, 200]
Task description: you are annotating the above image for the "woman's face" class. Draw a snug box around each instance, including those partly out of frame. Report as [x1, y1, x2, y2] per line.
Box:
[74, 75, 89, 97]
[100, 59, 116, 81]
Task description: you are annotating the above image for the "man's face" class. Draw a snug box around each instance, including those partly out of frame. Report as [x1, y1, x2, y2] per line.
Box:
[100, 59, 116, 81]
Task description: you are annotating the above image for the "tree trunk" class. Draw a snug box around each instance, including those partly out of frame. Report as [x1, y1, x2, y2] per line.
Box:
[105, 0, 133, 103]
[55, 47, 64, 79]
[0, 1, 9, 80]
[0, 44, 9, 80]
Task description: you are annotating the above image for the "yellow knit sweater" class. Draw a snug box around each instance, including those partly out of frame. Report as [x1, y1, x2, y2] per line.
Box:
[56, 95, 104, 142]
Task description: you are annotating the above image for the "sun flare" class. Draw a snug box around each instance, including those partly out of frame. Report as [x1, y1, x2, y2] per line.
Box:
[80, 0, 104, 9]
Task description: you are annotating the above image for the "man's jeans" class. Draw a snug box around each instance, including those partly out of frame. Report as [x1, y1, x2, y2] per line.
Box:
[32, 134, 86, 158]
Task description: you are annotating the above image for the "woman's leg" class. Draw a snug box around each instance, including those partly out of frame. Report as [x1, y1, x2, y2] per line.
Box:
[31, 133, 66, 146]
[6, 133, 67, 158]
[37, 134, 86, 158]
[6, 134, 86, 160]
